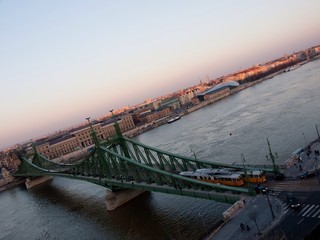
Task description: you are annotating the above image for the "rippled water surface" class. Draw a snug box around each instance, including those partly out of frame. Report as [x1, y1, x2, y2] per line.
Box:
[1, 59, 319, 240]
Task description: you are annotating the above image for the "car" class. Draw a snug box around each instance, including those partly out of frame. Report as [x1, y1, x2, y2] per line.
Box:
[254, 185, 268, 194]
[286, 193, 301, 209]
[300, 170, 317, 179]
[275, 173, 285, 181]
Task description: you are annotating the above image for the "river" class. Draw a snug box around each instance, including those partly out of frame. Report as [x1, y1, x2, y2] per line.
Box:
[1, 59, 320, 240]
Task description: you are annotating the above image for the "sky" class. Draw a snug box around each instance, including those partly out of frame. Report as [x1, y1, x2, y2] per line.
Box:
[1, 0, 320, 150]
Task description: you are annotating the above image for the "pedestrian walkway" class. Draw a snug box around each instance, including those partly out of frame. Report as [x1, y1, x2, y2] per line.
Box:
[209, 195, 282, 240]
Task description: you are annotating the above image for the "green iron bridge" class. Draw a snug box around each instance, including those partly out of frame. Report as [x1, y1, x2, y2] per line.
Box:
[14, 120, 275, 205]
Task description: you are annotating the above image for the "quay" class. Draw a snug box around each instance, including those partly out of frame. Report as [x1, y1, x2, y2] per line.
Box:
[208, 137, 320, 240]
[0, 178, 25, 193]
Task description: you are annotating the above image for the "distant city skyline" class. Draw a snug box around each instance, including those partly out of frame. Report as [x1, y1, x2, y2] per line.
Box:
[1, 1, 320, 150]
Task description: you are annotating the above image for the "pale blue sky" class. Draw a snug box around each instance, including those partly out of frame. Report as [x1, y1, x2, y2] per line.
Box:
[1, 0, 320, 150]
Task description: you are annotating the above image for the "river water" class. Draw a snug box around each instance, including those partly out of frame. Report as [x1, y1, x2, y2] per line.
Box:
[1, 59, 320, 240]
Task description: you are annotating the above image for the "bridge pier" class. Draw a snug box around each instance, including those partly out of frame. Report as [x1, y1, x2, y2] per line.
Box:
[25, 176, 53, 189]
[105, 189, 145, 210]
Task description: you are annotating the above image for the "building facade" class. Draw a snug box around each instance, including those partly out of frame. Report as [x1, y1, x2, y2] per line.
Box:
[35, 114, 135, 160]
[139, 107, 172, 123]
[0, 151, 20, 170]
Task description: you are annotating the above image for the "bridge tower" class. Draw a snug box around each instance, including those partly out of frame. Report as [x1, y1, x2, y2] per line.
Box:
[265, 138, 280, 175]
[109, 109, 130, 159]
[89, 113, 146, 210]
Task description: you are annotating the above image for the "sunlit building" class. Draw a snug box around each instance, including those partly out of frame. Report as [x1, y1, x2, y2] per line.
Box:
[196, 81, 239, 102]
[0, 151, 20, 170]
[178, 90, 195, 106]
[139, 107, 172, 124]
[34, 114, 135, 160]
[158, 97, 181, 110]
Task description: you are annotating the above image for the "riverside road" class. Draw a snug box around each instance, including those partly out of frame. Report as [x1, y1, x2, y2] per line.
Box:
[211, 140, 320, 240]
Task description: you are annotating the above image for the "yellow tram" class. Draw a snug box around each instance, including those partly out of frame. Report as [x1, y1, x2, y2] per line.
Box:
[179, 170, 244, 187]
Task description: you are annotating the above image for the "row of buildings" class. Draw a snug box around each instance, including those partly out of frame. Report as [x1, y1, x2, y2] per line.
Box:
[24, 81, 236, 161]
[0, 152, 20, 187]
[31, 115, 135, 160]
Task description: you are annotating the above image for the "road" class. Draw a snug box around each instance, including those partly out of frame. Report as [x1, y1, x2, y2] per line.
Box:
[267, 177, 320, 239]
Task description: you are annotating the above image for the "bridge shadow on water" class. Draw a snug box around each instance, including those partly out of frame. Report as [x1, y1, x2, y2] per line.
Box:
[25, 177, 229, 240]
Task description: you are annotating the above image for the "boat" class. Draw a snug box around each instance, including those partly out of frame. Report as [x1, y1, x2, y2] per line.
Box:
[167, 116, 181, 124]
[286, 63, 302, 72]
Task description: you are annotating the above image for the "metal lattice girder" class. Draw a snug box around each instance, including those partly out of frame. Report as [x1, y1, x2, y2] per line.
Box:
[98, 145, 251, 194]
[121, 137, 274, 172]
[30, 152, 73, 171]
[15, 156, 68, 176]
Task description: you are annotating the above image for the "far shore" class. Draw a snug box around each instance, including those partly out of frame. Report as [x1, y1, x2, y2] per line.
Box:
[124, 60, 309, 138]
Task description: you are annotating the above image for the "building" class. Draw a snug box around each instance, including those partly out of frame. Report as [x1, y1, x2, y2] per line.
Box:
[158, 97, 181, 110]
[139, 107, 172, 124]
[196, 81, 239, 102]
[0, 151, 20, 170]
[0, 151, 17, 187]
[178, 90, 196, 106]
[118, 114, 136, 132]
[34, 114, 135, 160]
[0, 167, 14, 187]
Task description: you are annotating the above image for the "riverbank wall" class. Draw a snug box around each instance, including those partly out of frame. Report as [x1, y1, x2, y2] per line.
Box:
[0, 178, 26, 193]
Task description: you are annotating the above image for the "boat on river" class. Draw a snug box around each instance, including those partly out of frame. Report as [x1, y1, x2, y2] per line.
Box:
[167, 116, 181, 124]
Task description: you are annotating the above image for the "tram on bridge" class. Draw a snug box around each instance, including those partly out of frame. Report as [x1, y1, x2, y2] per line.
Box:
[179, 168, 266, 186]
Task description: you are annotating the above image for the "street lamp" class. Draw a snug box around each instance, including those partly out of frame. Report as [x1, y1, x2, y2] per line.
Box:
[315, 165, 320, 185]
[110, 109, 114, 117]
[86, 117, 100, 146]
[266, 191, 275, 221]
[109, 109, 122, 137]
[316, 124, 320, 141]
[190, 145, 200, 169]
[190, 145, 197, 160]
[241, 154, 249, 183]
[303, 133, 307, 146]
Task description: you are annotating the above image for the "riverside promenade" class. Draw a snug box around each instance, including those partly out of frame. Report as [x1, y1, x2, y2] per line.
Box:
[208, 138, 320, 240]
[208, 195, 282, 240]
